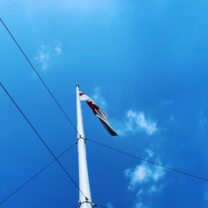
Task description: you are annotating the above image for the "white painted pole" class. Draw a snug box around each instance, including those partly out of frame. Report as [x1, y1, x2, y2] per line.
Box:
[76, 85, 93, 208]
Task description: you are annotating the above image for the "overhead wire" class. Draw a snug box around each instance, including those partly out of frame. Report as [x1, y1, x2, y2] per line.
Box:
[1, 17, 207, 183]
[87, 138, 208, 183]
[0, 18, 78, 134]
[0, 143, 76, 206]
[1, 17, 208, 207]
[0, 80, 109, 206]
[0, 82, 88, 201]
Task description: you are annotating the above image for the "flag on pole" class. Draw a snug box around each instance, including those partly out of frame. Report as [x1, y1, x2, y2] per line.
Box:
[79, 91, 118, 136]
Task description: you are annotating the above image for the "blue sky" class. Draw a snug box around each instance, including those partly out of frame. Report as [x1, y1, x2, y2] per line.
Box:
[1, 0, 208, 207]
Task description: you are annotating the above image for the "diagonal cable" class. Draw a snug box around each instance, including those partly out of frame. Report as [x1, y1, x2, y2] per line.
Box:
[1, 16, 207, 200]
[0, 18, 78, 133]
[88, 138, 208, 183]
[0, 82, 88, 200]
[0, 143, 76, 206]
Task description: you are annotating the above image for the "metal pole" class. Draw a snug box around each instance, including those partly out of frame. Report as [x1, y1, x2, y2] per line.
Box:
[76, 85, 93, 208]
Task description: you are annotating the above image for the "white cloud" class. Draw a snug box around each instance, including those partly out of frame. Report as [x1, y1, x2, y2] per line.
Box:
[116, 110, 158, 136]
[54, 45, 62, 56]
[145, 149, 154, 158]
[125, 150, 165, 208]
[34, 45, 50, 70]
[125, 163, 165, 191]
[34, 43, 63, 70]
[125, 165, 150, 187]
[91, 87, 107, 109]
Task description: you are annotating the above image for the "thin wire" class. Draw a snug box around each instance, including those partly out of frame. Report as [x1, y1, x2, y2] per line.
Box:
[0, 18, 78, 134]
[0, 143, 76, 206]
[0, 17, 108, 206]
[1, 16, 207, 199]
[88, 138, 208, 183]
[0, 82, 88, 200]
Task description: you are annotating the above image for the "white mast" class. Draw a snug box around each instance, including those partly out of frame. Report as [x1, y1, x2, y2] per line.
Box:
[76, 85, 93, 208]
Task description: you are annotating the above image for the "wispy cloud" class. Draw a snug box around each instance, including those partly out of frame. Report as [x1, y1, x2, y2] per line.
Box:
[91, 87, 107, 109]
[115, 110, 158, 136]
[34, 45, 50, 70]
[54, 45, 63, 56]
[125, 150, 165, 191]
[34, 42, 63, 70]
[125, 163, 165, 191]
[125, 150, 165, 208]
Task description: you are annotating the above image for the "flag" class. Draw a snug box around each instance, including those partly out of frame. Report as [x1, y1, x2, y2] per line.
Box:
[79, 91, 118, 136]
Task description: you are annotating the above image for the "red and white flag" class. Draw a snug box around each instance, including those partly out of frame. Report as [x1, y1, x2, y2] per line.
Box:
[79, 91, 118, 136]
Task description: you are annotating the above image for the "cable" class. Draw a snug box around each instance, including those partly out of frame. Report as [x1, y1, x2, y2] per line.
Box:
[0, 143, 76, 206]
[1, 16, 207, 197]
[88, 138, 208, 183]
[0, 18, 78, 134]
[0, 82, 88, 200]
